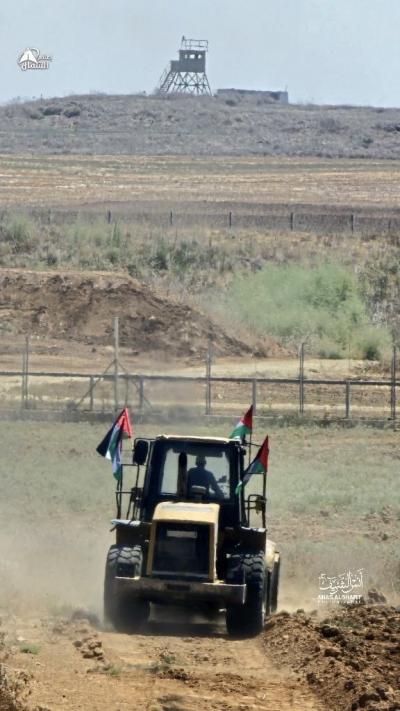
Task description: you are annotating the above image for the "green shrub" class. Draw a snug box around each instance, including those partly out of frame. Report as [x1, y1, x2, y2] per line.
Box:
[223, 262, 391, 357]
[0, 214, 36, 253]
[148, 238, 169, 271]
[20, 643, 40, 655]
[317, 337, 343, 359]
[354, 326, 391, 360]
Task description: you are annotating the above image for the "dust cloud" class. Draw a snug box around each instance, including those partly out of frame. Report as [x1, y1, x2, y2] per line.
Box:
[0, 517, 109, 616]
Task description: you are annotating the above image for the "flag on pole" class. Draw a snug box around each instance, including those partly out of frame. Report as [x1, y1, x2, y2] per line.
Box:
[96, 408, 133, 482]
[235, 435, 269, 494]
[230, 405, 253, 440]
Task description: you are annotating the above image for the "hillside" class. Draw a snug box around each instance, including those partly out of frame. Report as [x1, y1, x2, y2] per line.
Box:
[1, 93, 400, 157]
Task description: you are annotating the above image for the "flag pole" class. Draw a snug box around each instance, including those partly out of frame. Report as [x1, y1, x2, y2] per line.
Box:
[262, 469, 267, 527]
[116, 475, 122, 518]
[114, 316, 119, 412]
[248, 429, 252, 467]
[262, 437, 269, 528]
[248, 401, 254, 466]
[117, 438, 124, 518]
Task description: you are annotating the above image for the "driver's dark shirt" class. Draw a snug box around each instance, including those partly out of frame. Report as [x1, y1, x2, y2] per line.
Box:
[187, 466, 224, 499]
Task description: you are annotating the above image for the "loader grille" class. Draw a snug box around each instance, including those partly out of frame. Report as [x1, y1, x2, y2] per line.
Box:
[152, 522, 210, 579]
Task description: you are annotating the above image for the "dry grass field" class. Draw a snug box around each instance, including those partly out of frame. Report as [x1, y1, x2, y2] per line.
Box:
[1, 154, 400, 209]
[0, 419, 399, 615]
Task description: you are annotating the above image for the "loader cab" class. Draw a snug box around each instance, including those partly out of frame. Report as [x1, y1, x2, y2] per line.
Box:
[139, 436, 244, 528]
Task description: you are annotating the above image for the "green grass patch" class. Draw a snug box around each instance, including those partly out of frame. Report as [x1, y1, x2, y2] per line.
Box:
[20, 643, 40, 655]
[103, 665, 121, 677]
[222, 262, 392, 358]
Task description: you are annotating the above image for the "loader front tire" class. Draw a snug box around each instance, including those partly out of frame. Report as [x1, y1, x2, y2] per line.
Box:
[226, 551, 267, 637]
[104, 545, 150, 633]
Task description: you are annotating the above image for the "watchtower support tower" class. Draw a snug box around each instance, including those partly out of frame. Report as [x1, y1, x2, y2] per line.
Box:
[157, 37, 211, 95]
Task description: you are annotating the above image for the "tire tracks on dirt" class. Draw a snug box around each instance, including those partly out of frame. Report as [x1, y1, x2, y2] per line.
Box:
[2, 613, 325, 711]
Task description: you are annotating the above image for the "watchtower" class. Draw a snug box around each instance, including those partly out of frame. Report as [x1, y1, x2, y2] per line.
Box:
[157, 37, 211, 96]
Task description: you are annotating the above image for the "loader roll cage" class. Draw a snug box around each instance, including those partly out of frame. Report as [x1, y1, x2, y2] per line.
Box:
[115, 436, 268, 529]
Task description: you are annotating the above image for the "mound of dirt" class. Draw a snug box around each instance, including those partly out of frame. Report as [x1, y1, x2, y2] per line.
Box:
[264, 602, 400, 711]
[0, 268, 255, 360]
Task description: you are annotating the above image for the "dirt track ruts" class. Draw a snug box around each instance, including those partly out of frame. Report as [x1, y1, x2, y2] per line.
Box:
[2, 612, 324, 711]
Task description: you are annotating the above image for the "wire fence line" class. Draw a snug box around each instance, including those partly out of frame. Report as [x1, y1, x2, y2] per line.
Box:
[2, 363, 398, 423]
[8, 205, 400, 236]
[3, 329, 398, 423]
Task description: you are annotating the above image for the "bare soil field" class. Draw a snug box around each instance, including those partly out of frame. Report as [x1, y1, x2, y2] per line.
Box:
[1, 94, 400, 160]
[1, 603, 399, 711]
[0, 613, 324, 711]
[1, 154, 400, 210]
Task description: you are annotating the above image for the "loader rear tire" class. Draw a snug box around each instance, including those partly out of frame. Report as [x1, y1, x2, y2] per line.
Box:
[226, 551, 267, 637]
[104, 545, 150, 633]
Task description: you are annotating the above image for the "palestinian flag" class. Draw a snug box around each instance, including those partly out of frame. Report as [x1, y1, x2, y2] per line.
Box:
[96, 408, 133, 482]
[235, 436, 269, 494]
[230, 405, 253, 440]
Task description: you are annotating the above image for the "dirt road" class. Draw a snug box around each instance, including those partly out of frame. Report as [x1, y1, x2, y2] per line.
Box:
[3, 611, 324, 711]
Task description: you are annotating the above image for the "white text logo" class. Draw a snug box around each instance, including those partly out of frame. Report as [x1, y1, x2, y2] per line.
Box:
[18, 48, 52, 71]
[317, 568, 364, 605]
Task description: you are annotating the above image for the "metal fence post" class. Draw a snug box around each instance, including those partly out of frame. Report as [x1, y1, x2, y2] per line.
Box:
[228, 211, 232, 228]
[205, 339, 212, 415]
[391, 346, 397, 422]
[138, 377, 144, 412]
[351, 213, 355, 233]
[252, 378, 257, 415]
[345, 381, 351, 419]
[299, 343, 305, 414]
[169, 210, 173, 226]
[124, 376, 129, 407]
[24, 335, 30, 409]
[21, 351, 26, 410]
[88, 376, 94, 411]
[290, 212, 295, 231]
